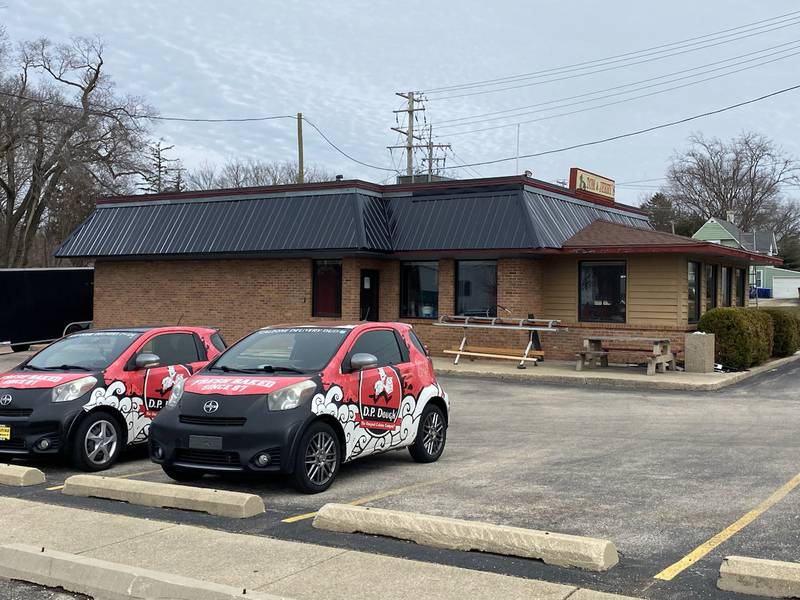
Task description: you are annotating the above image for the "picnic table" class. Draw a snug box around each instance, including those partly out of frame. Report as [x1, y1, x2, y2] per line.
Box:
[576, 336, 676, 375]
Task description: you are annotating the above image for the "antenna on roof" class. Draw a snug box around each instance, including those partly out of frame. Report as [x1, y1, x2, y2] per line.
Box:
[176, 312, 185, 326]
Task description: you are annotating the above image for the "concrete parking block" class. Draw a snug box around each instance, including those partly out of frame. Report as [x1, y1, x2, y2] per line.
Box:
[568, 590, 644, 600]
[0, 543, 287, 600]
[62, 474, 265, 518]
[312, 503, 619, 572]
[0, 463, 45, 487]
[718, 555, 800, 598]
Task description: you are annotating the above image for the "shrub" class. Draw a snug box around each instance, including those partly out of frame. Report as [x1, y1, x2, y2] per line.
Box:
[698, 308, 774, 370]
[761, 308, 800, 357]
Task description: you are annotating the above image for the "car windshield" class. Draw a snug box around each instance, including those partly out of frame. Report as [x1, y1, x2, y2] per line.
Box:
[25, 331, 142, 371]
[210, 327, 349, 374]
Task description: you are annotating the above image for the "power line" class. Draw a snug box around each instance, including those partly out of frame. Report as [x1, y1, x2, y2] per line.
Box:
[422, 10, 800, 96]
[430, 38, 800, 127]
[300, 117, 397, 172]
[446, 83, 800, 170]
[424, 17, 800, 101]
[435, 49, 800, 138]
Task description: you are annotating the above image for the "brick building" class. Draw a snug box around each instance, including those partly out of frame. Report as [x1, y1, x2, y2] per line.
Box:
[56, 174, 781, 360]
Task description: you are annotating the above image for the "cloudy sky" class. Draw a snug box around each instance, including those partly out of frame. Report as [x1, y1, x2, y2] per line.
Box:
[5, 0, 800, 204]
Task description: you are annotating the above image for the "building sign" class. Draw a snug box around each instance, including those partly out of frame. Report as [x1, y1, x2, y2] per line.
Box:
[569, 168, 615, 201]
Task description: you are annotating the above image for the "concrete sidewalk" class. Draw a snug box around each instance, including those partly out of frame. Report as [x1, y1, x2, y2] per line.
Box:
[433, 352, 800, 391]
[0, 496, 635, 600]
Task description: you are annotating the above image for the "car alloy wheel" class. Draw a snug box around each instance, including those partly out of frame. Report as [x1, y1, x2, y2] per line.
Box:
[84, 419, 118, 467]
[421, 410, 445, 456]
[304, 431, 337, 486]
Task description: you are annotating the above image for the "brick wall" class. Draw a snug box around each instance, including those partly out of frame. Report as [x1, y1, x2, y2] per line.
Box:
[94, 255, 696, 362]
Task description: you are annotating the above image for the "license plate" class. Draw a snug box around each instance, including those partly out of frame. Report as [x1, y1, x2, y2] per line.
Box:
[189, 435, 222, 450]
[0, 425, 10, 441]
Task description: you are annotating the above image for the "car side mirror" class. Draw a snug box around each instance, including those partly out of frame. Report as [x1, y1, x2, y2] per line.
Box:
[135, 353, 161, 369]
[349, 353, 378, 372]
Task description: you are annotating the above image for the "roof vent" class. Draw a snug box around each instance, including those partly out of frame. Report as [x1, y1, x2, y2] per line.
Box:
[335, 174, 344, 181]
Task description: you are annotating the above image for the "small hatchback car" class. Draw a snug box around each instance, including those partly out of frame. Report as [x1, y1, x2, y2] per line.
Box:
[150, 323, 449, 493]
[0, 326, 225, 470]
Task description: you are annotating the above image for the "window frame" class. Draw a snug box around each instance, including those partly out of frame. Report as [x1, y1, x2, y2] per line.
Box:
[312, 259, 342, 318]
[455, 260, 498, 317]
[735, 268, 746, 306]
[705, 264, 718, 311]
[134, 332, 200, 367]
[578, 260, 628, 324]
[688, 261, 701, 324]
[399, 261, 439, 319]
[721, 266, 733, 307]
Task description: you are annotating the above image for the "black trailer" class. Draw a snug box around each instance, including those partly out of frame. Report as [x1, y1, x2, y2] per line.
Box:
[0, 268, 93, 352]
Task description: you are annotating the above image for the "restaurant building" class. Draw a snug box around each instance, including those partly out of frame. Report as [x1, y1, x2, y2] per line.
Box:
[55, 171, 781, 360]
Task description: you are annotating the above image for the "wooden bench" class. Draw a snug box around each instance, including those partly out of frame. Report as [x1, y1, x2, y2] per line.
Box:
[577, 336, 676, 375]
[444, 345, 545, 367]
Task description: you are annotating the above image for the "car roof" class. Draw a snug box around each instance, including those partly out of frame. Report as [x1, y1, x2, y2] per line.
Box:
[79, 326, 216, 334]
[262, 322, 408, 332]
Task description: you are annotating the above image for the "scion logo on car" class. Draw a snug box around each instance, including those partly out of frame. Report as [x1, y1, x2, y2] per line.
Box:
[203, 400, 219, 414]
[0, 394, 11, 406]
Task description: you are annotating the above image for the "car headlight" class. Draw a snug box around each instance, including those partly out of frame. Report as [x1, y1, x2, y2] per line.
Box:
[166, 378, 185, 409]
[267, 380, 317, 411]
[52, 376, 98, 403]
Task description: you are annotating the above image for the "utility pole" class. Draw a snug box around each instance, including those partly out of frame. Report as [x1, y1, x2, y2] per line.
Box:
[296, 112, 304, 183]
[389, 92, 426, 181]
[421, 125, 451, 181]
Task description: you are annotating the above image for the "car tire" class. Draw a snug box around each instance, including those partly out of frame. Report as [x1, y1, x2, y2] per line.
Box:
[162, 465, 204, 482]
[10, 344, 30, 353]
[408, 403, 447, 463]
[70, 412, 124, 471]
[292, 421, 340, 494]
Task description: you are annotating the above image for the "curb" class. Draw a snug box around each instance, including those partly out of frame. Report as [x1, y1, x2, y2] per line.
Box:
[0, 463, 45, 487]
[434, 352, 800, 391]
[569, 590, 643, 599]
[718, 555, 800, 598]
[62, 474, 265, 518]
[0, 543, 287, 600]
[312, 503, 619, 572]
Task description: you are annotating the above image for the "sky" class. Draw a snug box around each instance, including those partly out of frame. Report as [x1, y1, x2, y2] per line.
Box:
[4, 0, 800, 205]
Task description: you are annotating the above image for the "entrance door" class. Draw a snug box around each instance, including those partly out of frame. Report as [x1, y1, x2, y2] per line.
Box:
[360, 269, 380, 321]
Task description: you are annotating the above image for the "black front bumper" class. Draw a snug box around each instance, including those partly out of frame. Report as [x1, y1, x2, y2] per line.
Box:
[150, 403, 312, 474]
[0, 392, 84, 457]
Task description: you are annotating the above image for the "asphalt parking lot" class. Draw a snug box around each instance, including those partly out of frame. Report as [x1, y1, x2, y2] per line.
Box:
[2, 348, 800, 599]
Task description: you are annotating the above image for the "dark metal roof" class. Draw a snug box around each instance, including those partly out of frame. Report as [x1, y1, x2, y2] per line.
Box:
[56, 181, 652, 259]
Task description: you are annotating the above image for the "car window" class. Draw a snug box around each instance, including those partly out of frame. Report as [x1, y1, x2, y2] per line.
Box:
[210, 333, 227, 352]
[26, 331, 142, 371]
[140, 333, 199, 365]
[347, 330, 403, 368]
[408, 329, 428, 356]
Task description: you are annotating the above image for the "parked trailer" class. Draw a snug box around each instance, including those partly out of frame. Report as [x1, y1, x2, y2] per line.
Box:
[0, 267, 93, 352]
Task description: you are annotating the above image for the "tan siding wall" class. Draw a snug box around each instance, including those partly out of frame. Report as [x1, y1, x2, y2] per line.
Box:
[628, 255, 683, 327]
[541, 256, 578, 322]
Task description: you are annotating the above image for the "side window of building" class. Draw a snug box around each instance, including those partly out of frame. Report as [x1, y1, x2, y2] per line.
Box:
[313, 260, 342, 317]
[347, 330, 403, 368]
[456, 260, 497, 317]
[141, 333, 199, 365]
[735, 268, 746, 306]
[721, 266, 732, 306]
[400, 261, 439, 318]
[705, 264, 717, 311]
[578, 261, 627, 323]
[688, 261, 701, 323]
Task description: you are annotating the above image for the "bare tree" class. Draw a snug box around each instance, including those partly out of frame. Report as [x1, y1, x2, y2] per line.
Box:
[187, 158, 335, 190]
[0, 34, 152, 267]
[667, 132, 799, 231]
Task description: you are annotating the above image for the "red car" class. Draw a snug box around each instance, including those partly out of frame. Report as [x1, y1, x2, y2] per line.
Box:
[150, 323, 449, 493]
[0, 326, 225, 470]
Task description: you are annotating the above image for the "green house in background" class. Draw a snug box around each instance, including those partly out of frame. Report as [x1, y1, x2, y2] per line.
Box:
[692, 213, 800, 299]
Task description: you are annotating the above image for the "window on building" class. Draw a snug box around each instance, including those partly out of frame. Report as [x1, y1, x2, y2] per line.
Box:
[400, 261, 439, 318]
[579, 261, 627, 323]
[705, 264, 717, 311]
[312, 260, 342, 317]
[721, 266, 732, 306]
[456, 261, 497, 317]
[754, 269, 763, 288]
[735, 268, 746, 306]
[688, 261, 701, 323]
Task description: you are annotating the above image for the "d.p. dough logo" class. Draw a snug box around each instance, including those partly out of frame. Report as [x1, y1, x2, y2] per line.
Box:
[358, 367, 402, 432]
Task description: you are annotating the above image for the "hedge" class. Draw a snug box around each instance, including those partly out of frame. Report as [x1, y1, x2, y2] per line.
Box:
[697, 307, 774, 370]
[761, 308, 800, 357]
